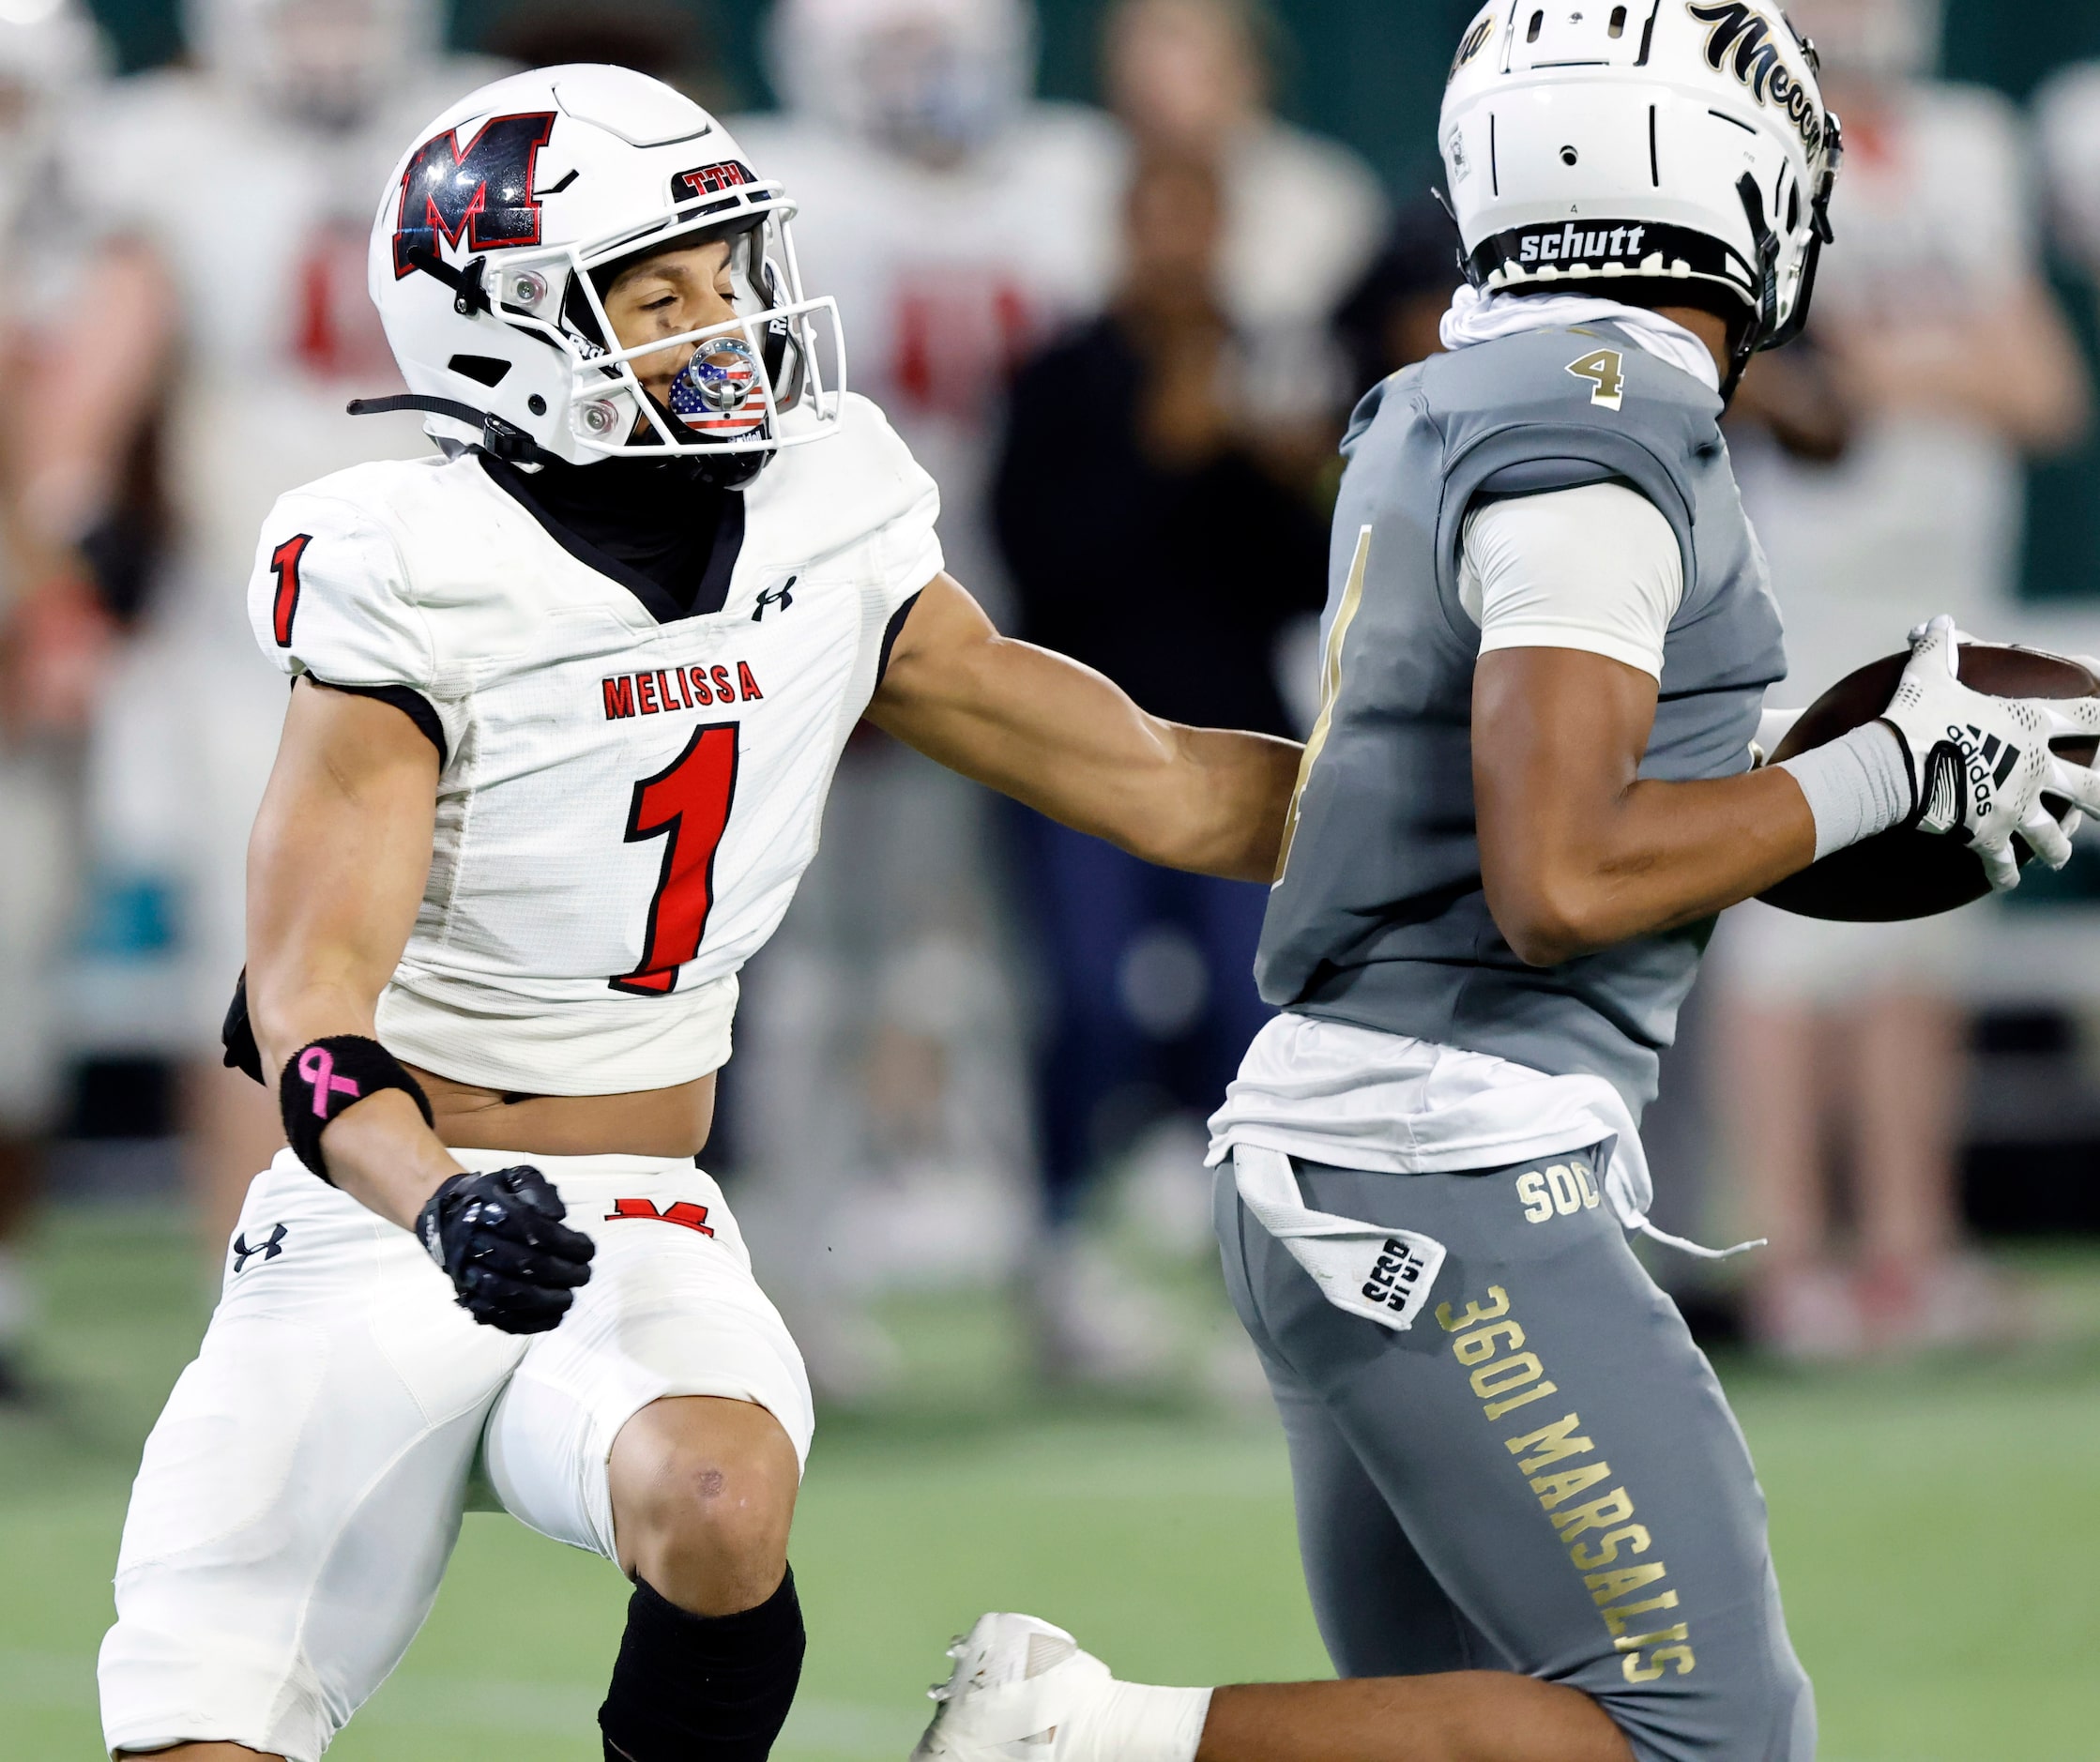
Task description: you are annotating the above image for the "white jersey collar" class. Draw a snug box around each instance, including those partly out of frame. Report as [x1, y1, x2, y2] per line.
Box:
[1438, 284, 1721, 394]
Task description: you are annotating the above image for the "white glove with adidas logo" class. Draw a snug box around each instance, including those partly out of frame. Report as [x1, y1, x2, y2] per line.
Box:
[1879, 615, 2100, 890]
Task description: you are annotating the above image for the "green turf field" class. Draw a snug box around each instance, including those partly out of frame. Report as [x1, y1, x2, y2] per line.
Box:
[5, 1203, 2099, 1761]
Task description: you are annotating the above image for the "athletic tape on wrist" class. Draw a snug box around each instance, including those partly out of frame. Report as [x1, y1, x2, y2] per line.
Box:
[1777, 721, 1914, 861]
[279, 1036, 434, 1183]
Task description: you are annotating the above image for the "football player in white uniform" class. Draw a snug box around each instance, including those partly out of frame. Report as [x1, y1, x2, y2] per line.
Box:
[726, 0, 1122, 1394]
[741, 0, 1122, 597]
[96, 63, 1300, 1762]
[46, 0, 505, 1256]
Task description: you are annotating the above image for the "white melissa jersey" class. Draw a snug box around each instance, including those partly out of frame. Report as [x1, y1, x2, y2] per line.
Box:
[65, 61, 503, 599]
[246, 393, 941, 1095]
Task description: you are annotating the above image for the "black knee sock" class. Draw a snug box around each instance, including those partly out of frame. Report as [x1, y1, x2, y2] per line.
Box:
[600, 1565, 806, 1762]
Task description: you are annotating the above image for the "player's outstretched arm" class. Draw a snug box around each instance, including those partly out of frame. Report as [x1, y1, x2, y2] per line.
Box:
[1481, 616, 2100, 966]
[1473, 646, 1819, 965]
[245, 677, 462, 1229]
[867, 573, 1302, 881]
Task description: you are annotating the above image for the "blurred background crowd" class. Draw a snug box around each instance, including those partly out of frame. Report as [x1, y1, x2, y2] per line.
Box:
[9, 0, 2100, 1420]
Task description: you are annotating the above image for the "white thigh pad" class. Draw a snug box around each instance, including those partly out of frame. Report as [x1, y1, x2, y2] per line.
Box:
[479, 1153, 813, 1561]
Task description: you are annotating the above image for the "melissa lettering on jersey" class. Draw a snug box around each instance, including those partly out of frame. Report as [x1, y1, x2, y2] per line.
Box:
[601, 661, 765, 721]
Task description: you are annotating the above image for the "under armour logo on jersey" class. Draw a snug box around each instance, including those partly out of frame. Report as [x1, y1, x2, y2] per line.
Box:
[602, 1198, 716, 1236]
[232, 1223, 288, 1273]
[752, 577, 797, 621]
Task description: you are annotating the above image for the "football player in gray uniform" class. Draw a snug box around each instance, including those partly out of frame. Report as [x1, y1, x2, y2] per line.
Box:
[914, 6, 2100, 1762]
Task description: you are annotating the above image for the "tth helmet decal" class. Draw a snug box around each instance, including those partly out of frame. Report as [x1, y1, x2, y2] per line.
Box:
[365, 64, 847, 476]
[1439, 0, 1843, 381]
[675, 160, 758, 199]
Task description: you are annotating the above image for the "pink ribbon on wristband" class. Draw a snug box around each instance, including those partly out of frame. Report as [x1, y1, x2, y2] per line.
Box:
[297, 1045, 363, 1118]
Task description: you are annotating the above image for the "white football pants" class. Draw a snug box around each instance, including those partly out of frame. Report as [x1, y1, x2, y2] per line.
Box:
[99, 1147, 813, 1761]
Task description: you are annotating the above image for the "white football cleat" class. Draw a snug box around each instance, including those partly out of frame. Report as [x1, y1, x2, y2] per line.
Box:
[912, 1613, 1111, 1759]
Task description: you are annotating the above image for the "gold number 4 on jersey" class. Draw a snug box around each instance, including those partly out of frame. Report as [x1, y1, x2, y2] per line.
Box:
[1566, 348, 1625, 412]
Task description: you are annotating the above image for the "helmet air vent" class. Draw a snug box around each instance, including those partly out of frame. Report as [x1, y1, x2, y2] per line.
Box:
[1608, 6, 1626, 36]
[1527, 10, 1544, 43]
[448, 354, 512, 387]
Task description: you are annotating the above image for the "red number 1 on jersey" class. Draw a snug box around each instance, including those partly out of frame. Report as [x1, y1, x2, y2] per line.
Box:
[610, 722, 740, 995]
[269, 533, 313, 647]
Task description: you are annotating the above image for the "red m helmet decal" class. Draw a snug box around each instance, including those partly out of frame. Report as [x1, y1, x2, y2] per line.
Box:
[394, 112, 556, 278]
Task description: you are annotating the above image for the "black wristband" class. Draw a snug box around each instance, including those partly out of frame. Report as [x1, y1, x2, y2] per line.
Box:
[280, 1036, 434, 1183]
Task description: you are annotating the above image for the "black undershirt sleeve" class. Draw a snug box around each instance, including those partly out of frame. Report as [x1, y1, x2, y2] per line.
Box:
[876, 589, 925, 684]
[304, 676, 449, 766]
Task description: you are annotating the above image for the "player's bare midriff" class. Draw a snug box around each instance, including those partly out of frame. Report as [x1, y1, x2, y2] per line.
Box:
[403, 1064, 718, 1159]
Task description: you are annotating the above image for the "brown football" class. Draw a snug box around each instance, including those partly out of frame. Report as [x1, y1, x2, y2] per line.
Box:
[1758, 643, 2100, 921]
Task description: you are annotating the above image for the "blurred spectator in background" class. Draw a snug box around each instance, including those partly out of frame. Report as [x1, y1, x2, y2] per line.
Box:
[0, 0, 109, 1397]
[16, 0, 502, 1260]
[2033, 57, 2100, 297]
[994, 150, 1327, 1381]
[1712, 0, 2089, 1359]
[741, 0, 1120, 602]
[1103, 0, 1383, 422]
[723, 0, 1118, 1398]
[484, 0, 728, 108]
[1330, 193, 1464, 400]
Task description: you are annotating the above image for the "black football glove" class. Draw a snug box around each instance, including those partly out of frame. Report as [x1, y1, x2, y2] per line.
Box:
[416, 1165, 596, 1334]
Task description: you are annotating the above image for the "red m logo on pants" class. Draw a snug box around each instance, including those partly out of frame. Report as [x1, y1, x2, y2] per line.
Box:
[602, 1198, 715, 1237]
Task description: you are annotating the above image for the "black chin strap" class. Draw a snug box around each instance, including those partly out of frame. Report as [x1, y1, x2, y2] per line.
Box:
[1428, 183, 1469, 285]
[1719, 172, 1785, 405]
[1724, 145, 1840, 405]
[403, 244, 493, 317]
[345, 393, 562, 467]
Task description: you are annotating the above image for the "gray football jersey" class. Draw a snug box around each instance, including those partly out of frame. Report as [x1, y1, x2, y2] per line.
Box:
[1257, 321, 1786, 1116]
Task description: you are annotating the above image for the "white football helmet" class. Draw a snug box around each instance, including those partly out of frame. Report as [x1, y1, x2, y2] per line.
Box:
[186, 0, 436, 127]
[766, 0, 1033, 159]
[1439, 0, 1843, 370]
[365, 64, 845, 474]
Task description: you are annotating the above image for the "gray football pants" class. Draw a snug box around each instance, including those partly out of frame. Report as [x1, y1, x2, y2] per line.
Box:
[1213, 1150, 1815, 1762]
